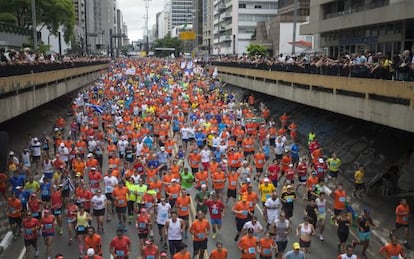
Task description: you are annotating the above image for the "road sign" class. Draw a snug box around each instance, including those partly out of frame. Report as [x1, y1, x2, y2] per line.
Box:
[179, 31, 196, 40]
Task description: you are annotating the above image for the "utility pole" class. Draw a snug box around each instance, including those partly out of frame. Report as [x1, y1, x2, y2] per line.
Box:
[144, 0, 151, 55]
[84, 0, 88, 56]
[31, 0, 37, 50]
[291, 0, 298, 56]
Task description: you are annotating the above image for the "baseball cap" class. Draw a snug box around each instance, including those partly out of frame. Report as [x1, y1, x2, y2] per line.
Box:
[9, 151, 14, 156]
[247, 227, 254, 233]
[141, 208, 147, 213]
[160, 251, 168, 256]
[87, 248, 95, 256]
[87, 153, 93, 158]
[246, 178, 251, 183]
[263, 178, 270, 182]
[286, 185, 292, 189]
[319, 158, 324, 163]
[201, 184, 207, 188]
[293, 242, 300, 250]
[60, 143, 65, 147]
[160, 146, 165, 151]
[145, 238, 154, 244]
[171, 178, 177, 183]
[90, 167, 96, 171]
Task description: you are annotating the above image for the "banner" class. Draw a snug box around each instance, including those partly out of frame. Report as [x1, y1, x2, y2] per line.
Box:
[179, 31, 196, 40]
[125, 68, 136, 75]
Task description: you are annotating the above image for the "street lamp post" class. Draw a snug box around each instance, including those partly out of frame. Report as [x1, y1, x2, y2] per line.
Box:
[31, 0, 37, 50]
[291, 0, 298, 55]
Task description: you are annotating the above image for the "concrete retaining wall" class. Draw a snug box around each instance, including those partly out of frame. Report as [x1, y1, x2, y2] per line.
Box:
[220, 73, 414, 133]
[0, 70, 102, 123]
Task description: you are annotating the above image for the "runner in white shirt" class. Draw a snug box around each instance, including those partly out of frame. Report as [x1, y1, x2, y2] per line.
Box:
[104, 173, 118, 221]
[180, 124, 191, 149]
[242, 216, 264, 237]
[156, 198, 172, 244]
[264, 192, 282, 228]
[200, 146, 211, 170]
[91, 189, 107, 233]
[315, 193, 327, 241]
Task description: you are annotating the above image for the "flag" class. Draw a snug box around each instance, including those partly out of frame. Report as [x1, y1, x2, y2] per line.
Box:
[212, 66, 218, 79]
[183, 22, 188, 30]
[85, 103, 104, 114]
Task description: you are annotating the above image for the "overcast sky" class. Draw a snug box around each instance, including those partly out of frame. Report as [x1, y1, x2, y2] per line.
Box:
[118, 0, 166, 41]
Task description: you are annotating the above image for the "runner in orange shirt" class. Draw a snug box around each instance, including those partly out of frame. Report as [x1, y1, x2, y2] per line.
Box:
[233, 196, 251, 241]
[188, 149, 201, 174]
[173, 243, 191, 259]
[238, 227, 258, 259]
[166, 179, 181, 208]
[391, 198, 410, 248]
[176, 189, 191, 239]
[112, 181, 129, 228]
[85, 226, 103, 256]
[258, 232, 277, 259]
[195, 169, 209, 190]
[253, 148, 266, 181]
[379, 235, 406, 259]
[331, 183, 347, 221]
[189, 211, 211, 259]
[211, 169, 226, 198]
[209, 241, 228, 259]
[245, 186, 259, 215]
[8, 192, 22, 239]
[226, 170, 240, 204]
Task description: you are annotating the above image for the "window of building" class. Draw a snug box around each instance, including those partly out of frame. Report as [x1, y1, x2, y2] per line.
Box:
[239, 3, 246, 8]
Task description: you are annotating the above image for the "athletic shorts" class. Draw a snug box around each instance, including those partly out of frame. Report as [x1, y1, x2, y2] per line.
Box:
[42, 232, 54, 237]
[76, 226, 88, 235]
[236, 217, 248, 232]
[115, 206, 127, 214]
[329, 171, 339, 178]
[256, 168, 263, 173]
[334, 209, 343, 216]
[395, 222, 409, 229]
[8, 217, 22, 226]
[105, 193, 114, 201]
[179, 215, 189, 221]
[93, 208, 105, 216]
[276, 241, 288, 252]
[41, 195, 51, 202]
[299, 239, 311, 248]
[358, 231, 371, 241]
[355, 183, 365, 190]
[211, 218, 222, 225]
[24, 238, 37, 247]
[138, 233, 149, 239]
[227, 189, 237, 199]
[244, 151, 254, 156]
[193, 239, 208, 251]
[157, 224, 165, 230]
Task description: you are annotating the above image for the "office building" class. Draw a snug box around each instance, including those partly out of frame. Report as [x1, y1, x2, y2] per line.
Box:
[213, 0, 279, 55]
[301, 0, 414, 57]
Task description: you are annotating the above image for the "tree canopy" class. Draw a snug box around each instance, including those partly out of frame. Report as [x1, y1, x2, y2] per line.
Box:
[246, 44, 268, 57]
[0, 0, 75, 43]
[153, 35, 183, 57]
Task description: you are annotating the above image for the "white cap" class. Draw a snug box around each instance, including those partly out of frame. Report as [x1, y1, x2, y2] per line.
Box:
[87, 248, 95, 256]
[289, 164, 293, 168]
[201, 184, 207, 188]
[90, 167, 96, 171]
[246, 178, 251, 183]
[9, 151, 14, 156]
[54, 128, 59, 131]
[87, 153, 93, 158]
[60, 143, 65, 147]
[33, 137, 38, 141]
[160, 146, 165, 151]
[318, 158, 324, 163]
[243, 160, 248, 164]
[171, 178, 177, 182]
[263, 178, 270, 182]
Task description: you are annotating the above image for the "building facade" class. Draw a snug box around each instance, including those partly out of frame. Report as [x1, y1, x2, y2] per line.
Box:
[171, 0, 194, 29]
[301, 0, 414, 57]
[213, 0, 279, 55]
[202, 0, 214, 54]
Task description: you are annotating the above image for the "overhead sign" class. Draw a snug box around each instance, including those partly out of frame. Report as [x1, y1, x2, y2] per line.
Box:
[180, 31, 196, 40]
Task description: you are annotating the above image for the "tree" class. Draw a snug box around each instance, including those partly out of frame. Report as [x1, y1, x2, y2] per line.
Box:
[0, 0, 75, 43]
[246, 44, 268, 57]
[153, 35, 183, 57]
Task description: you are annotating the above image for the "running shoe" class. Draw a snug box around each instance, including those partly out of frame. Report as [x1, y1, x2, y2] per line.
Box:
[319, 235, 324, 241]
[212, 233, 217, 239]
[35, 248, 39, 257]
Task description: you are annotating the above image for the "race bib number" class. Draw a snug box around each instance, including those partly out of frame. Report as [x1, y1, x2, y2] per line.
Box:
[198, 233, 205, 239]
[116, 250, 125, 256]
[181, 207, 187, 211]
[339, 197, 346, 202]
[139, 222, 146, 229]
[263, 248, 271, 254]
[44, 223, 53, 230]
[248, 247, 256, 254]
[118, 199, 125, 205]
[212, 208, 219, 215]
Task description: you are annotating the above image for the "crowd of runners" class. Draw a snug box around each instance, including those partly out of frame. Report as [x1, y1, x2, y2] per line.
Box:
[2, 58, 411, 259]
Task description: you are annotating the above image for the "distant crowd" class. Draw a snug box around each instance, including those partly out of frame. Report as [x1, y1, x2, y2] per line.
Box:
[209, 46, 414, 81]
[0, 48, 110, 66]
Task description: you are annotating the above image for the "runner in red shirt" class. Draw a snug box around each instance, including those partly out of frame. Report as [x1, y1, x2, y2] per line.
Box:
[41, 209, 56, 259]
[22, 212, 41, 258]
[204, 193, 225, 240]
[109, 228, 132, 259]
[141, 238, 160, 259]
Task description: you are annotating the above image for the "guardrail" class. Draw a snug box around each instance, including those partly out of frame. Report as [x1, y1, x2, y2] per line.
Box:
[215, 65, 414, 107]
[0, 63, 108, 97]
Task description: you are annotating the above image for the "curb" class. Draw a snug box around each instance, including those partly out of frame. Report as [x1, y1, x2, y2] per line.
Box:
[0, 231, 13, 254]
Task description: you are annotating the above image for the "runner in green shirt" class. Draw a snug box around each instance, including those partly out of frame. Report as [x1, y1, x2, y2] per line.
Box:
[180, 167, 195, 191]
